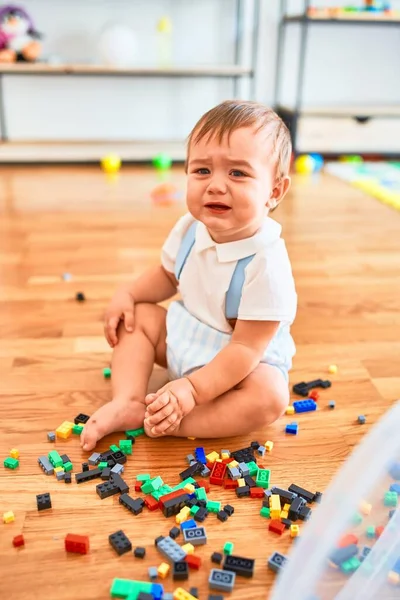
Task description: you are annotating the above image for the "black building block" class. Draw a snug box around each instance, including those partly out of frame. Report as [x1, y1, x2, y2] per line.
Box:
[110, 473, 129, 494]
[60, 454, 71, 464]
[75, 468, 102, 484]
[110, 450, 127, 465]
[217, 510, 228, 522]
[194, 507, 208, 522]
[36, 493, 51, 511]
[299, 506, 312, 521]
[288, 496, 305, 521]
[211, 552, 223, 564]
[223, 504, 234, 516]
[74, 413, 90, 424]
[223, 554, 255, 578]
[173, 560, 189, 580]
[270, 487, 297, 504]
[134, 546, 146, 558]
[235, 485, 250, 498]
[288, 484, 315, 504]
[109, 530, 132, 555]
[244, 475, 256, 488]
[179, 462, 203, 481]
[96, 480, 120, 499]
[119, 493, 144, 515]
[292, 378, 331, 397]
[81, 462, 89, 472]
[64, 473, 72, 484]
[169, 526, 180, 539]
[101, 467, 111, 480]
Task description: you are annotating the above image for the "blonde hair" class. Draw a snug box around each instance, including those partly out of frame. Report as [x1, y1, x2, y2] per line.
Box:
[187, 100, 292, 180]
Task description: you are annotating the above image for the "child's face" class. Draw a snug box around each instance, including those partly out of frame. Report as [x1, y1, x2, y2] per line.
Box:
[186, 125, 290, 242]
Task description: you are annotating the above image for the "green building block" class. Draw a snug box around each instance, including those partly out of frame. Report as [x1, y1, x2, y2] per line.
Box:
[260, 506, 270, 518]
[223, 541, 234, 555]
[341, 556, 360, 574]
[4, 457, 19, 469]
[119, 440, 132, 455]
[98, 461, 108, 470]
[256, 468, 271, 489]
[48, 450, 63, 468]
[206, 500, 221, 513]
[247, 461, 258, 477]
[190, 505, 200, 516]
[352, 512, 363, 526]
[384, 491, 398, 507]
[72, 424, 84, 435]
[103, 367, 111, 379]
[172, 477, 196, 492]
[110, 578, 153, 598]
[157, 485, 173, 496]
[366, 525, 375, 538]
[195, 487, 207, 502]
[151, 490, 163, 501]
[110, 444, 120, 453]
[125, 427, 145, 438]
[136, 473, 151, 482]
[63, 461, 73, 472]
[141, 480, 155, 494]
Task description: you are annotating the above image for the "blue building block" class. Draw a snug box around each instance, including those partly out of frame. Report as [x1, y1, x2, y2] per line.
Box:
[293, 399, 317, 414]
[358, 415, 366, 424]
[359, 546, 371, 562]
[393, 558, 400, 575]
[150, 583, 164, 600]
[209, 569, 236, 592]
[389, 462, 400, 480]
[156, 536, 186, 563]
[389, 483, 400, 494]
[180, 519, 197, 531]
[195, 447, 207, 464]
[328, 400, 336, 409]
[285, 422, 298, 435]
[267, 551, 288, 573]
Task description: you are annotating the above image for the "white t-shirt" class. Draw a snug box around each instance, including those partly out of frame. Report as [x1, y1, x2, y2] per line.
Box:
[161, 212, 297, 334]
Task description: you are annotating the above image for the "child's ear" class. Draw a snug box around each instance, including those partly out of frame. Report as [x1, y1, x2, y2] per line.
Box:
[266, 176, 291, 210]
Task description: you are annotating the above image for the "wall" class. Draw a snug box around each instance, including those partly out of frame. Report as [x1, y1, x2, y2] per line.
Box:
[0, 0, 399, 141]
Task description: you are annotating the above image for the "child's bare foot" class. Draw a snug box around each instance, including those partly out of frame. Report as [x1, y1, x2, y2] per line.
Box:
[81, 399, 145, 451]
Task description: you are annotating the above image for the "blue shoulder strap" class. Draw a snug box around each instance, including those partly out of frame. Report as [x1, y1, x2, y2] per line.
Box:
[225, 254, 256, 319]
[174, 221, 198, 280]
[174, 220, 256, 320]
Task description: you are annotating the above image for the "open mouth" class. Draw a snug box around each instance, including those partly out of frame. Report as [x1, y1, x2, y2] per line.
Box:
[205, 203, 231, 213]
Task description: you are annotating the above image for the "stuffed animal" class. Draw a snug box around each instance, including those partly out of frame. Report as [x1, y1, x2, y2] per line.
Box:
[0, 5, 42, 63]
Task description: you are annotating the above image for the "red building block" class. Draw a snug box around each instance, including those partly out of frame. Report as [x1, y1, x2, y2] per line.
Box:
[144, 496, 160, 511]
[185, 554, 202, 570]
[197, 481, 210, 493]
[65, 533, 90, 554]
[13, 534, 25, 548]
[210, 462, 226, 486]
[375, 526, 384, 538]
[309, 390, 320, 401]
[135, 481, 143, 492]
[338, 533, 358, 548]
[159, 489, 189, 509]
[224, 479, 238, 490]
[222, 457, 232, 464]
[269, 520, 286, 535]
[250, 487, 265, 499]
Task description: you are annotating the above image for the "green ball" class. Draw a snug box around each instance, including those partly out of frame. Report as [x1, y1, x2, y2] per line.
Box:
[152, 152, 172, 171]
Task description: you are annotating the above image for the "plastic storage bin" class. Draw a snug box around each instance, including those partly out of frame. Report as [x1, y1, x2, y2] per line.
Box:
[270, 401, 400, 600]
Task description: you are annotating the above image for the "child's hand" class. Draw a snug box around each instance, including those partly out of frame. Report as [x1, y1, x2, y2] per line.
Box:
[104, 287, 135, 347]
[144, 378, 196, 436]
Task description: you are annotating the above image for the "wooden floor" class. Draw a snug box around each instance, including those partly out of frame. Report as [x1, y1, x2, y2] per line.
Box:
[0, 165, 399, 600]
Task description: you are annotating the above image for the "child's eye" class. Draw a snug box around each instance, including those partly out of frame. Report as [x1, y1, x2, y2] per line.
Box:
[195, 168, 210, 175]
[230, 169, 246, 177]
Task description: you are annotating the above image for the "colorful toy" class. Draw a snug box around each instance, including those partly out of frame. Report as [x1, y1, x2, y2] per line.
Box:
[294, 154, 315, 175]
[152, 152, 172, 171]
[150, 182, 181, 205]
[101, 153, 121, 175]
[0, 5, 42, 63]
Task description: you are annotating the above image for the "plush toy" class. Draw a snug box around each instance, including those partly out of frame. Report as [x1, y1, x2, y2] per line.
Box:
[0, 5, 42, 63]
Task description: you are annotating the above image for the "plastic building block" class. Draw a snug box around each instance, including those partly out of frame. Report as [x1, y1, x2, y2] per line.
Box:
[265, 440, 274, 452]
[156, 536, 187, 563]
[103, 367, 111, 378]
[63, 461, 73, 472]
[281, 518, 292, 530]
[208, 596, 224, 600]
[88, 452, 100, 466]
[55, 469, 65, 481]
[119, 439, 132, 455]
[38, 455, 54, 475]
[256, 468, 271, 489]
[55, 421, 74, 439]
[181, 543, 194, 555]
[4, 457, 19, 469]
[309, 389, 320, 401]
[288, 483, 315, 503]
[292, 378, 331, 396]
[299, 506, 312, 521]
[13, 534, 24, 548]
[290, 524, 300, 537]
[209, 569, 236, 592]
[286, 405, 295, 415]
[60, 453, 70, 464]
[48, 450, 63, 468]
[37, 493, 51, 511]
[65, 473, 72, 484]
[257, 445, 266, 456]
[185, 554, 202, 570]
[76, 291, 85, 301]
[328, 400, 336, 409]
[180, 519, 197, 531]
[173, 589, 197, 600]
[223, 541, 234, 555]
[210, 462, 226, 485]
[206, 451, 220, 463]
[329, 544, 359, 566]
[359, 500, 372, 515]
[3, 511, 15, 523]
[148, 566, 158, 580]
[223, 554, 255, 578]
[119, 494, 144, 515]
[389, 462, 400, 480]
[358, 415, 366, 424]
[72, 424, 84, 435]
[133, 546, 145, 559]
[109, 530, 132, 555]
[125, 426, 145, 438]
[96, 480, 120, 499]
[75, 467, 102, 484]
[268, 551, 288, 573]
[195, 447, 207, 464]
[74, 413, 90, 424]
[98, 461, 108, 470]
[236, 485, 250, 498]
[173, 561, 189, 580]
[110, 444, 120, 453]
[269, 520, 285, 535]
[217, 510, 228, 522]
[110, 463, 124, 476]
[137, 594, 153, 600]
[260, 507, 270, 518]
[293, 399, 317, 413]
[47, 431, 56, 442]
[169, 526, 180, 539]
[183, 527, 207, 546]
[384, 491, 398, 507]
[157, 562, 170, 578]
[211, 551, 223, 564]
[328, 364, 338, 374]
[110, 472, 129, 494]
[285, 422, 298, 435]
[189, 588, 198, 598]
[341, 556, 360, 574]
[10, 448, 19, 459]
[65, 533, 89, 554]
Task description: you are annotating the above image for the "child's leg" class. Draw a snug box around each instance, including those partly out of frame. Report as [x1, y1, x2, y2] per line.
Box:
[81, 303, 167, 451]
[172, 364, 288, 438]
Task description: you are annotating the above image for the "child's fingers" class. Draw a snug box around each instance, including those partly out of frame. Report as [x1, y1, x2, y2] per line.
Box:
[150, 411, 180, 436]
[144, 393, 158, 407]
[145, 391, 171, 414]
[105, 316, 120, 347]
[145, 402, 175, 427]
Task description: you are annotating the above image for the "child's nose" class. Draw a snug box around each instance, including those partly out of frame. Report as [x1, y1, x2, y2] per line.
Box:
[207, 175, 227, 194]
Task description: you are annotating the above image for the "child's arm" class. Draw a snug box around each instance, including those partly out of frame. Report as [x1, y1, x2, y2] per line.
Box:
[187, 320, 280, 404]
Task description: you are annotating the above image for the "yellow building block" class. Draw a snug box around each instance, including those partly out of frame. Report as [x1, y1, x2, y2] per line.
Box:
[387, 571, 400, 586]
[270, 494, 281, 512]
[228, 460, 239, 468]
[221, 452, 230, 460]
[10, 449, 19, 459]
[157, 562, 170, 579]
[56, 421, 74, 439]
[54, 466, 64, 474]
[237, 478, 245, 487]
[270, 510, 281, 520]
[183, 483, 195, 494]
[173, 588, 198, 600]
[176, 506, 191, 524]
[187, 437, 196, 440]
[280, 510, 288, 519]
[359, 501, 372, 516]
[283, 503, 290, 512]
[181, 543, 194, 555]
[290, 524, 300, 538]
[286, 405, 295, 415]
[264, 441, 274, 453]
[206, 451, 220, 463]
[3, 511, 15, 523]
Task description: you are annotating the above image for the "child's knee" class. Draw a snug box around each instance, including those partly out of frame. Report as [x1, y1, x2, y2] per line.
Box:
[257, 386, 289, 426]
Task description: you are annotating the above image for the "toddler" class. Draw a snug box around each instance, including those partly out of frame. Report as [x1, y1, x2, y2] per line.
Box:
[81, 100, 297, 452]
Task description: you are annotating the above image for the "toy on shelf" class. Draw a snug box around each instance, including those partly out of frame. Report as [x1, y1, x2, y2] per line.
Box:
[294, 153, 324, 175]
[101, 153, 121, 175]
[306, 3, 397, 20]
[157, 16, 172, 68]
[0, 5, 42, 63]
[151, 182, 181, 206]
